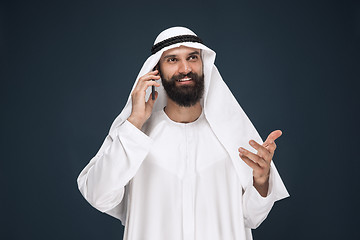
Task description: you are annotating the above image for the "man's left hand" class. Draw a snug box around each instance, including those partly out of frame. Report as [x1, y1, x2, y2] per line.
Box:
[238, 130, 282, 197]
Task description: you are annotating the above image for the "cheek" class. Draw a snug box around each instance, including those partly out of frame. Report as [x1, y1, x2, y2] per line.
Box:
[161, 65, 179, 78]
[192, 62, 203, 74]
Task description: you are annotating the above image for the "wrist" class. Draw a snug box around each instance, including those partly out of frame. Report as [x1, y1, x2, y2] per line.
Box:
[127, 115, 144, 130]
[253, 176, 269, 197]
[253, 175, 269, 186]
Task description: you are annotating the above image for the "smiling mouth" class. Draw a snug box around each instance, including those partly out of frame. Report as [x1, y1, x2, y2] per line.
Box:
[176, 77, 192, 82]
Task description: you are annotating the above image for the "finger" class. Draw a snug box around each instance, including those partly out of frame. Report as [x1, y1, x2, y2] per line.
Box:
[264, 130, 282, 146]
[146, 69, 159, 76]
[138, 75, 161, 84]
[265, 141, 277, 153]
[238, 147, 267, 168]
[132, 81, 160, 101]
[239, 153, 262, 171]
[139, 71, 161, 82]
[249, 140, 272, 162]
[137, 80, 161, 93]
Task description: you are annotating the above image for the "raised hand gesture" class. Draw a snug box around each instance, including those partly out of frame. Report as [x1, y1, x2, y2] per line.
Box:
[238, 130, 282, 197]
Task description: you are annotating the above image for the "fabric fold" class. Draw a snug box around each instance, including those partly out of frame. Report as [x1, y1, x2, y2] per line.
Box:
[77, 120, 153, 215]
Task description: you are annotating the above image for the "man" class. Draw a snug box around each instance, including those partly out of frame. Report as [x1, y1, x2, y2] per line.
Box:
[77, 27, 289, 240]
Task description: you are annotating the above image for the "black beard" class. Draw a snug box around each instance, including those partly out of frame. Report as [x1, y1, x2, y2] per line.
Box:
[160, 71, 205, 107]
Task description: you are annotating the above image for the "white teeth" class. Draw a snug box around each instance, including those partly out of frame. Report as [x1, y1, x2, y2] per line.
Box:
[177, 78, 191, 82]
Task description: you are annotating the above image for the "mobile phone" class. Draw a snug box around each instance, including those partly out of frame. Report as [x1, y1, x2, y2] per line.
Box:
[152, 86, 155, 100]
[152, 66, 158, 100]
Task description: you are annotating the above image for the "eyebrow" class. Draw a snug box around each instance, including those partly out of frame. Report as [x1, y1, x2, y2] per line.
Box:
[189, 51, 200, 56]
[163, 51, 201, 59]
[163, 54, 177, 59]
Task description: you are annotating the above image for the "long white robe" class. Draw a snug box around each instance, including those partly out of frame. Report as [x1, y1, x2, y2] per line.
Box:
[78, 109, 280, 240]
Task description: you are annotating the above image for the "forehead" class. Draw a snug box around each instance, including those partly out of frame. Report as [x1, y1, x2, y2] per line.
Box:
[161, 45, 201, 58]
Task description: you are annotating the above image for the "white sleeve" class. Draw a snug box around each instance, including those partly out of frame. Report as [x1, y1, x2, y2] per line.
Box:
[242, 168, 276, 229]
[77, 120, 152, 213]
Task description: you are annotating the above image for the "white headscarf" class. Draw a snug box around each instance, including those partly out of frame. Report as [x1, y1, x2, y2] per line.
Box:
[101, 26, 288, 201]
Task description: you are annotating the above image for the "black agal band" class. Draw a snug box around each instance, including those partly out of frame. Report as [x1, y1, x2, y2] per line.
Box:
[151, 35, 203, 54]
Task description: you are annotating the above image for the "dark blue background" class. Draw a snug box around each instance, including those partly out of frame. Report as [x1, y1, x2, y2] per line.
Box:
[2, 0, 359, 239]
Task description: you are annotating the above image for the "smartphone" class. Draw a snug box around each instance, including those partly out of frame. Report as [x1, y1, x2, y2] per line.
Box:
[152, 66, 159, 100]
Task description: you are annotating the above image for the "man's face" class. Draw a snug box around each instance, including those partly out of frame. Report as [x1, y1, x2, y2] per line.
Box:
[158, 45, 204, 107]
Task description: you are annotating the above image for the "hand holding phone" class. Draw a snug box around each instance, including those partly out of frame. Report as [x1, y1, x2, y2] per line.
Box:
[127, 69, 160, 129]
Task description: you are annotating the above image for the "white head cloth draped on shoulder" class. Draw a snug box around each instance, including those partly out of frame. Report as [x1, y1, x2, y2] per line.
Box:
[103, 26, 289, 200]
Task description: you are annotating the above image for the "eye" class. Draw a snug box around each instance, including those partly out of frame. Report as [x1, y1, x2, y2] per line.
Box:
[188, 55, 198, 61]
[167, 58, 177, 62]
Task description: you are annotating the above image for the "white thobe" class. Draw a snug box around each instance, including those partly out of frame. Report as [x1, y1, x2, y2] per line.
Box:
[78, 109, 278, 240]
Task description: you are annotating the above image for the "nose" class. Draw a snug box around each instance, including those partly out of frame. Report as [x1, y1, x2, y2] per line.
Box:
[178, 60, 192, 75]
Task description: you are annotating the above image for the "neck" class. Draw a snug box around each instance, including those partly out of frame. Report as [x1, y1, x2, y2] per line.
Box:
[164, 98, 202, 123]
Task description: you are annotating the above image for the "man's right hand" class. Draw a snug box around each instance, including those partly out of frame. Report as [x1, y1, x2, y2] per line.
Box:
[127, 70, 161, 130]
